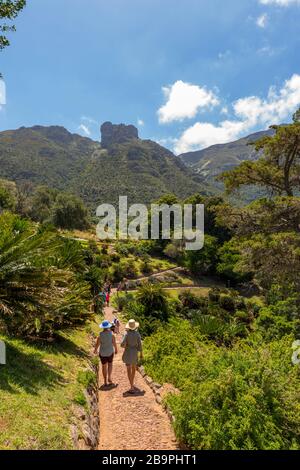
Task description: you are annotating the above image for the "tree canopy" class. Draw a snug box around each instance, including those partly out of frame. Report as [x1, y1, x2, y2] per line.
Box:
[219, 110, 300, 197]
[0, 0, 26, 77]
[0, 0, 26, 49]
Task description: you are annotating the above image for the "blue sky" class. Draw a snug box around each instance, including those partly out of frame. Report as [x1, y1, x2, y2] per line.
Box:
[0, 0, 300, 153]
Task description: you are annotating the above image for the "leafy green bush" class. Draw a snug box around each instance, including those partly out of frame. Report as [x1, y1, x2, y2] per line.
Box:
[0, 179, 17, 212]
[144, 323, 300, 449]
[112, 292, 134, 312]
[140, 259, 153, 275]
[136, 283, 170, 322]
[184, 235, 219, 275]
[255, 299, 300, 340]
[163, 242, 181, 260]
[51, 193, 90, 230]
[219, 294, 236, 312]
[217, 240, 251, 284]
[74, 391, 87, 407]
[179, 290, 207, 310]
[208, 288, 221, 303]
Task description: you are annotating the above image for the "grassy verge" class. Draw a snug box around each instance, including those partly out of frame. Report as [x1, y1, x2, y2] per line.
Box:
[0, 318, 100, 450]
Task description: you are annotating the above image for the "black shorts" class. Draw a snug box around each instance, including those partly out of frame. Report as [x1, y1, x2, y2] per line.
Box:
[100, 354, 114, 365]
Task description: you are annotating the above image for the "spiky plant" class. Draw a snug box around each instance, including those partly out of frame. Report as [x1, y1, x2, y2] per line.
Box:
[136, 282, 170, 321]
[0, 212, 91, 338]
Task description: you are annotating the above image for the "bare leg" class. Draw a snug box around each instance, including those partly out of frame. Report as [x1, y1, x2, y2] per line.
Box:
[102, 363, 108, 385]
[131, 365, 136, 389]
[126, 365, 134, 391]
[108, 362, 113, 383]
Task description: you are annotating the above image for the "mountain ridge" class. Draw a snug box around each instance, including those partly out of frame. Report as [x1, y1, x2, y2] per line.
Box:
[0, 123, 211, 208]
[178, 129, 275, 181]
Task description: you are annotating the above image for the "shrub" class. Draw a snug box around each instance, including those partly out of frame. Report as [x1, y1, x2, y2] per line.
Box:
[136, 283, 170, 322]
[163, 242, 181, 260]
[74, 391, 87, 407]
[209, 288, 221, 303]
[51, 193, 90, 230]
[112, 292, 134, 312]
[219, 294, 236, 312]
[179, 290, 207, 310]
[144, 324, 300, 450]
[255, 299, 300, 340]
[141, 260, 153, 275]
[217, 240, 250, 284]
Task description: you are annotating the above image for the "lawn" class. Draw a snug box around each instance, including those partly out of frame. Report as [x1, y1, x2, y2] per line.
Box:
[0, 319, 100, 450]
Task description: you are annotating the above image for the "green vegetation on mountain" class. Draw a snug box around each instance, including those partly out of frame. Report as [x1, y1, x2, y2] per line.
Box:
[0, 124, 210, 209]
[179, 129, 274, 177]
[179, 129, 276, 203]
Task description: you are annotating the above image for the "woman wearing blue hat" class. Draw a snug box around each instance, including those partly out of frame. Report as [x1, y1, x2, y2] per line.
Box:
[94, 320, 118, 387]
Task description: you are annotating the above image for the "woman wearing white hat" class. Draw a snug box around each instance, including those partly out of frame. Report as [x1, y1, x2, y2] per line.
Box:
[121, 319, 143, 393]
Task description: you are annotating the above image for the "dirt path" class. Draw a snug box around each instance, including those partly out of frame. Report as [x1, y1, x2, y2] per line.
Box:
[98, 299, 178, 451]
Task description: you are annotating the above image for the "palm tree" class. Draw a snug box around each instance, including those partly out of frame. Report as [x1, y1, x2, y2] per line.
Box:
[0, 212, 91, 338]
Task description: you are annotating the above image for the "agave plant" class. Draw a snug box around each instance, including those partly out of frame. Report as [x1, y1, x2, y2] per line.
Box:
[0, 212, 91, 338]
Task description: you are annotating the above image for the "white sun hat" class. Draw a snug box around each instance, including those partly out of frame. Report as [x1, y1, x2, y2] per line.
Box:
[125, 319, 140, 330]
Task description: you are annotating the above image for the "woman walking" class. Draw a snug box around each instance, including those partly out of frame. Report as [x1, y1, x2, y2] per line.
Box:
[121, 319, 143, 393]
[94, 320, 118, 387]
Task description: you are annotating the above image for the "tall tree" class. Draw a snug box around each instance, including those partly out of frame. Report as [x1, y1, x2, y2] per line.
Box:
[219, 110, 300, 197]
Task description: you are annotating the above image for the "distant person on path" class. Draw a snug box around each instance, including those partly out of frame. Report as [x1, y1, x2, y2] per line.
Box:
[113, 316, 120, 334]
[94, 320, 118, 387]
[106, 291, 110, 307]
[121, 319, 143, 393]
[99, 291, 107, 305]
[117, 281, 122, 292]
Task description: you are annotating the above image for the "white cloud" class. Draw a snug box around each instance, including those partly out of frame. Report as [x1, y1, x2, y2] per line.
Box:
[260, 0, 300, 5]
[0, 80, 6, 110]
[174, 121, 246, 154]
[81, 115, 98, 125]
[137, 119, 145, 126]
[174, 74, 300, 154]
[78, 124, 91, 136]
[256, 13, 268, 27]
[158, 80, 219, 124]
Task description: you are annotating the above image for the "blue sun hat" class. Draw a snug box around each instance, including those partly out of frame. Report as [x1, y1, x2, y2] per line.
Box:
[99, 320, 112, 329]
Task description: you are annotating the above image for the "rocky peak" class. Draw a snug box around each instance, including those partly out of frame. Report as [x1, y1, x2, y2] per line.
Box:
[101, 121, 139, 148]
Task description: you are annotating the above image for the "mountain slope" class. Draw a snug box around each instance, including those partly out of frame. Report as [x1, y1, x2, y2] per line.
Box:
[0, 123, 210, 208]
[0, 126, 99, 190]
[179, 129, 275, 181]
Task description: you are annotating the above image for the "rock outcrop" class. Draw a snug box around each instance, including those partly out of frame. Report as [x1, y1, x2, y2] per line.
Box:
[100, 121, 139, 148]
